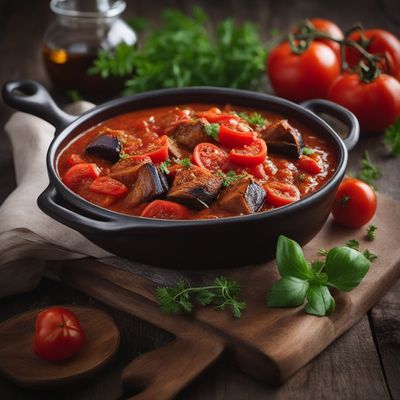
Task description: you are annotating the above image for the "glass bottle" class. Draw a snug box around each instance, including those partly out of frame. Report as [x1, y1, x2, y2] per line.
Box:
[43, 0, 136, 99]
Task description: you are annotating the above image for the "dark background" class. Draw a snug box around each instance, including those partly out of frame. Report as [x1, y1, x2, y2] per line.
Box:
[0, 0, 399, 399]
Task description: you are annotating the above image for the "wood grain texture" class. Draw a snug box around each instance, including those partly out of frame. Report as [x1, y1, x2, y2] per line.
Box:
[0, 0, 399, 398]
[0, 306, 119, 389]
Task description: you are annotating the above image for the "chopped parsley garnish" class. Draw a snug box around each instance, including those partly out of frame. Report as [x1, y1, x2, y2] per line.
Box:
[174, 158, 192, 168]
[366, 225, 377, 241]
[119, 152, 130, 160]
[219, 170, 247, 187]
[297, 173, 307, 182]
[357, 150, 381, 187]
[160, 159, 172, 174]
[204, 123, 220, 141]
[363, 249, 378, 262]
[384, 118, 400, 156]
[238, 112, 267, 128]
[302, 147, 315, 156]
[346, 239, 360, 251]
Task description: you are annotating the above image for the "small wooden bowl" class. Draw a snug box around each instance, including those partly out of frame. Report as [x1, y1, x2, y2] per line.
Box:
[0, 306, 120, 389]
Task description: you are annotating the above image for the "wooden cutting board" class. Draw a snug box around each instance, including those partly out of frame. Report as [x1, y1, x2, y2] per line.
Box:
[58, 193, 400, 400]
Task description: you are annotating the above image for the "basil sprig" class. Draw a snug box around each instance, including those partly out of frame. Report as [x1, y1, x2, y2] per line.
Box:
[267, 236, 371, 317]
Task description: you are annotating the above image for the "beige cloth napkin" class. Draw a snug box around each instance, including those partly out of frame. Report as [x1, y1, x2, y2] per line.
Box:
[0, 102, 111, 298]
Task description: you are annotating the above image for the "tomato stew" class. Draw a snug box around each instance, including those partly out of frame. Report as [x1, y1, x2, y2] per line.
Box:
[57, 104, 337, 220]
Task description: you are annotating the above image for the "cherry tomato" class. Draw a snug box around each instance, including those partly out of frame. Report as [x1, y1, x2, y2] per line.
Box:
[264, 182, 301, 207]
[346, 29, 400, 81]
[66, 154, 85, 167]
[141, 200, 190, 219]
[229, 139, 267, 166]
[134, 135, 169, 163]
[308, 19, 344, 59]
[298, 155, 322, 174]
[62, 163, 100, 189]
[332, 178, 377, 228]
[193, 143, 229, 172]
[89, 176, 128, 197]
[218, 124, 255, 149]
[34, 307, 85, 361]
[328, 73, 400, 133]
[268, 41, 340, 101]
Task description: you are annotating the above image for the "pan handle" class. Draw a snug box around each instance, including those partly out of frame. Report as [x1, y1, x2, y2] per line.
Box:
[2, 80, 76, 133]
[300, 99, 359, 151]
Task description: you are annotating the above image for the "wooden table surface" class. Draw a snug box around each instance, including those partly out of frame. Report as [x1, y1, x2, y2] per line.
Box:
[0, 0, 399, 399]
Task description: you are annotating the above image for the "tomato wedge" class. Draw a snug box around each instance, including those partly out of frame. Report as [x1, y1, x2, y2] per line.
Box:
[89, 176, 128, 197]
[193, 143, 229, 172]
[141, 200, 190, 219]
[134, 135, 169, 163]
[218, 124, 255, 148]
[264, 182, 301, 207]
[229, 139, 267, 166]
[298, 155, 322, 174]
[62, 163, 100, 189]
[66, 154, 85, 167]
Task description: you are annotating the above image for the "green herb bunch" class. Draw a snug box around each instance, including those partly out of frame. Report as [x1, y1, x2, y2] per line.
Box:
[267, 236, 371, 316]
[89, 7, 266, 94]
[156, 277, 246, 318]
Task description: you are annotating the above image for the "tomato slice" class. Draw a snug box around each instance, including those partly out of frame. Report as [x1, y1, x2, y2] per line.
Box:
[193, 143, 229, 172]
[141, 200, 190, 219]
[133, 135, 169, 163]
[298, 155, 322, 175]
[66, 154, 85, 167]
[229, 139, 267, 166]
[218, 124, 255, 148]
[264, 182, 301, 207]
[62, 163, 100, 189]
[89, 176, 128, 197]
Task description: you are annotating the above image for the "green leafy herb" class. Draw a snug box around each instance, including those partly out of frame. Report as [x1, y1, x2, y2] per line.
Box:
[384, 118, 400, 156]
[90, 8, 266, 94]
[317, 248, 329, 257]
[119, 153, 130, 160]
[156, 276, 246, 318]
[174, 158, 192, 168]
[363, 249, 378, 262]
[66, 89, 84, 102]
[267, 236, 371, 317]
[302, 147, 315, 156]
[366, 225, 377, 241]
[160, 159, 172, 174]
[238, 112, 267, 128]
[297, 173, 307, 182]
[204, 123, 220, 141]
[219, 171, 247, 187]
[346, 239, 360, 251]
[357, 150, 381, 187]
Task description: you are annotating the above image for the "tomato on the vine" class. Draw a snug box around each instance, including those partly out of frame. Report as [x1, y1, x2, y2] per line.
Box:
[34, 307, 85, 361]
[268, 41, 340, 101]
[346, 29, 400, 81]
[328, 73, 400, 133]
[332, 178, 377, 228]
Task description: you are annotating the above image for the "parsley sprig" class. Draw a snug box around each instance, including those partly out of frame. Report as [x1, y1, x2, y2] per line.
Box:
[238, 112, 267, 128]
[156, 277, 246, 318]
[204, 123, 220, 141]
[267, 236, 371, 316]
[357, 150, 381, 187]
[384, 118, 400, 156]
[366, 225, 377, 241]
[219, 170, 248, 187]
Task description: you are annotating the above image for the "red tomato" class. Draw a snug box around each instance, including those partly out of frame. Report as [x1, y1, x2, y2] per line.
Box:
[298, 155, 322, 174]
[346, 29, 400, 81]
[244, 164, 268, 179]
[141, 200, 190, 219]
[89, 176, 128, 197]
[193, 143, 229, 172]
[218, 124, 255, 149]
[62, 163, 100, 188]
[134, 135, 169, 163]
[328, 73, 400, 133]
[34, 307, 85, 361]
[309, 18, 344, 59]
[66, 154, 85, 167]
[264, 182, 301, 207]
[229, 139, 267, 166]
[332, 178, 377, 228]
[268, 41, 340, 101]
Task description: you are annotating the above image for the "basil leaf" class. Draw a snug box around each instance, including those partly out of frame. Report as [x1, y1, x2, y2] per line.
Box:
[267, 276, 308, 307]
[276, 235, 312, 280]
[304, 285, 335, 316]
[325, 247, 371, 292]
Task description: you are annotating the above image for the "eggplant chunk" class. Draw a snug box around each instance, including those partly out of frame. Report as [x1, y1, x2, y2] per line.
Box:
[124, 163, 169, 208]
[260, 120, 304, 158]
[171, 118, 210, 150]
[86, 135, 122, 162]
[167, 166, 223, 210]
[109, 156, 151, 186]
[218, 178, 266, 214]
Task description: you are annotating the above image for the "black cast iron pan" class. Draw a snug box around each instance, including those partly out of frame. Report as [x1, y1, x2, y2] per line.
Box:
[2, 81, 359, 268]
